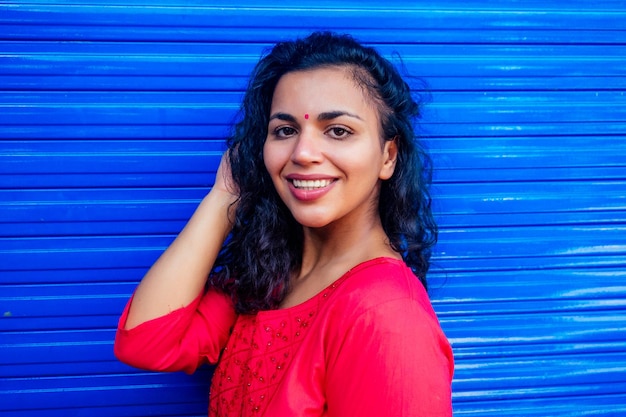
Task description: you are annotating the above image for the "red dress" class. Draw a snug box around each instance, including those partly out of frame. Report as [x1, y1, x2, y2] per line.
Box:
[115, 257, 454, 416]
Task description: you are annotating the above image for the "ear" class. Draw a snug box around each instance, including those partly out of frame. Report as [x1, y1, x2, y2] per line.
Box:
[379, 137, 398, 180]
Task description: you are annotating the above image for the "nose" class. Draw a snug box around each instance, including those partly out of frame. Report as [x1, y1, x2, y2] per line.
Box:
[290, 128, 323, 165]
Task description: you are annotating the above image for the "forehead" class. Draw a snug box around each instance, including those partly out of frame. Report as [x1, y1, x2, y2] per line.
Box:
[270, 66, 380, 115]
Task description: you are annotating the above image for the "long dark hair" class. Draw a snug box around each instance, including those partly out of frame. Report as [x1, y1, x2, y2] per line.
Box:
[210, 31, 437, 314]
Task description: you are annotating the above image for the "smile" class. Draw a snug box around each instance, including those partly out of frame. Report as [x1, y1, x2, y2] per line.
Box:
[291, 179, 333, 190]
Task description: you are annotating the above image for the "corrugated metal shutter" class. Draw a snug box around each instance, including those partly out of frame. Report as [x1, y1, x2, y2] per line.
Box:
[2, 1, 625, 416]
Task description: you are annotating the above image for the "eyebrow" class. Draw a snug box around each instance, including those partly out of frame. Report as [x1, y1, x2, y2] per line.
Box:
[318, 111, 363, 121]
[268, 112, 297, 123]
[268, 111, 362, 122]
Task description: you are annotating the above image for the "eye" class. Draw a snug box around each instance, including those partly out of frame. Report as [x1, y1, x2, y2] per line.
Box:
[274, 126, 298, 138]
[327, 126, 352, 140]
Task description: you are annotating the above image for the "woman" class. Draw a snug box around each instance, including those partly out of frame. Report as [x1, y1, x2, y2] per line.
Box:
[115, 31, 453, 416]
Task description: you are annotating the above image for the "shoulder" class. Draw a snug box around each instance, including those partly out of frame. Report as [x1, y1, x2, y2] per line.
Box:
[329, 257, 438, 321]
[320, 257, 454, 388]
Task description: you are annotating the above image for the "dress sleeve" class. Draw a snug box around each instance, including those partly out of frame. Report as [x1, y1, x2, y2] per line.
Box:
[114, 289, 237, 374]
[325, 297, 454, 417]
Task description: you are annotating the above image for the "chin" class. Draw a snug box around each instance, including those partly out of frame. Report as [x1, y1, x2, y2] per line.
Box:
[294, 218, 331, 229]
[290, 212, 333, 229]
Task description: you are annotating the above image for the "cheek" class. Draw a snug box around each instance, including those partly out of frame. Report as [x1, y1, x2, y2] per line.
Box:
[262, 141, 283, 180]
[262, 141, 275, 171]
[340, 148, 384, 174]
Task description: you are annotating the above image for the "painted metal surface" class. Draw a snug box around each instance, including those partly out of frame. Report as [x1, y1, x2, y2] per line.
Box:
[1, 1, 626, 416]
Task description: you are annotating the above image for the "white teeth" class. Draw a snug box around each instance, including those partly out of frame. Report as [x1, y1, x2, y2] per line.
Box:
[292, 179, 332, 190]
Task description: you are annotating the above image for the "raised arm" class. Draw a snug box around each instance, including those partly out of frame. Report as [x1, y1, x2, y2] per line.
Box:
[124, 153, 238, 329]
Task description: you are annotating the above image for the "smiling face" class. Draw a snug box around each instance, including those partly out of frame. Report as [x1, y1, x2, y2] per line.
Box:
[263, 66, 397, 230]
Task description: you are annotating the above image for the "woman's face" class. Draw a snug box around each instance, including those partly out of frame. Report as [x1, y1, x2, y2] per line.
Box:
[263, 66, 397, 230]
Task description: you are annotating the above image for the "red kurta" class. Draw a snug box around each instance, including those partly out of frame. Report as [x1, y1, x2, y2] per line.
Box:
[115, 257, 454, 416]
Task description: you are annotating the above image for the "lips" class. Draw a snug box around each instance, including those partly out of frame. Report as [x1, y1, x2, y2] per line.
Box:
[286, 176, 336, 201]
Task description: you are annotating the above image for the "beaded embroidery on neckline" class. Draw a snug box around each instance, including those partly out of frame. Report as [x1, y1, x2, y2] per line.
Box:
[209, 277, 345, 416]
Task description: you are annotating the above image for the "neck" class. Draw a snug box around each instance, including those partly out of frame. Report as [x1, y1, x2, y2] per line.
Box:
[297, 214, 399, 281]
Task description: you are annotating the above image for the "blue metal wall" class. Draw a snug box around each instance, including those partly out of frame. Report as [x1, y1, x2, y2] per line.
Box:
[2, 1, 626, 416]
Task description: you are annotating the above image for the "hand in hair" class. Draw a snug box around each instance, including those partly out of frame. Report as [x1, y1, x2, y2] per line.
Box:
[213, 151, 238, 199]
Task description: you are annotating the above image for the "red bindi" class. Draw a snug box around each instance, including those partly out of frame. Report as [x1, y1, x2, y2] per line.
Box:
[304, 113, 309, 119]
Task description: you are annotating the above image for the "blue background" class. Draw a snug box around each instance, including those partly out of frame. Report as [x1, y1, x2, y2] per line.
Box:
[1, 1, 626, 416]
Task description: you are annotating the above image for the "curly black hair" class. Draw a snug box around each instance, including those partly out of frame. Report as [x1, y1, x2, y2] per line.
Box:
[210, 31, 437, 314]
